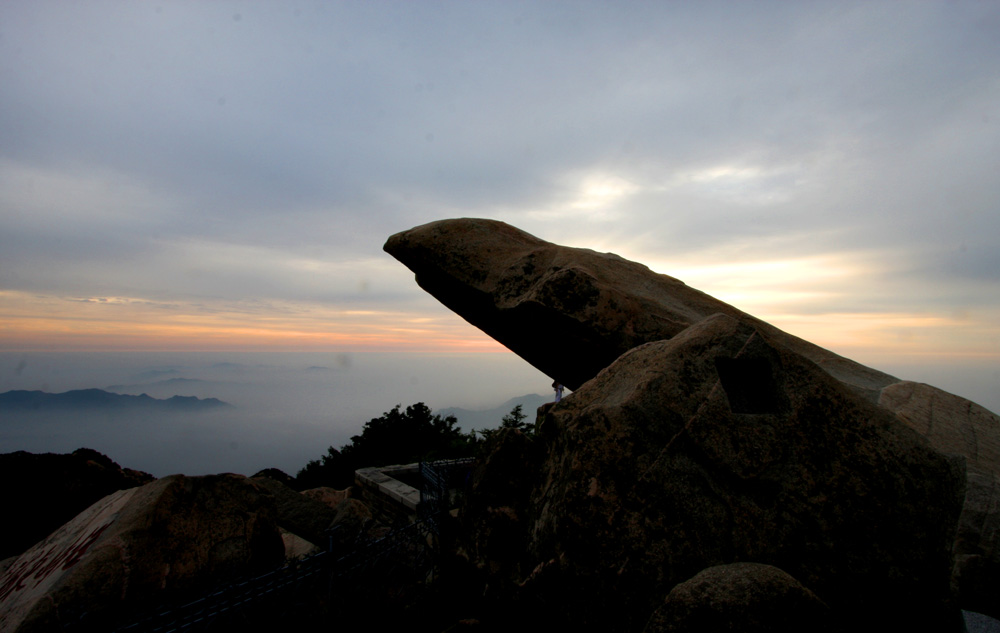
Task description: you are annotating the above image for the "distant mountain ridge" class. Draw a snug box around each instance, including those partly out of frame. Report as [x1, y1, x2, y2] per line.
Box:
[0, 388, 231, 412]
[106, 377, 210, 392]
[440, 393, 551, 431]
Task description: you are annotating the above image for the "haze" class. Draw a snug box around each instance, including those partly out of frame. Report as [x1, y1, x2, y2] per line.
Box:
[0, 351, 549, 477]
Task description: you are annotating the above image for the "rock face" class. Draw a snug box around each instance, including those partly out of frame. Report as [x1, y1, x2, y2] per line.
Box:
[951, 465, 1000, 619]
[462, 315, 964, 632]
[384, 218, 897, 399]
[0, 474, 283, 632]
[300, 486, 351, 511]
[328, 498, 376, 549]
[643, 563, 834, 633]
[280, 529, 322, 560]
[879, 381, 1000, 474]
[385, 219, 1000, 631]
[879, 381, 1000, 620]
[250, 475, 339, 547]
[0, 448, 154, 560]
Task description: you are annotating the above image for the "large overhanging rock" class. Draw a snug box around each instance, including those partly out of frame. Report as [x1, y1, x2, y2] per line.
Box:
[463, 314, 965, 632]
[0, 474, 283, 632]
[386, 218, 1000, 628]
[384, 218, 897, 399]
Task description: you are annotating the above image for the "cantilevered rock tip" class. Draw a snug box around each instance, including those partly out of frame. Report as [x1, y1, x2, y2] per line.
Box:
[383, 217, 896, 396]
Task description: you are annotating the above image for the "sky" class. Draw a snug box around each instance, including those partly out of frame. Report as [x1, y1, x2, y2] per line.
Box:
[1, 2, 999, 412]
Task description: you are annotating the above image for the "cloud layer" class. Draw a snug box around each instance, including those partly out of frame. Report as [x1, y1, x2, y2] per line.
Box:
[1, 2, 998, 374]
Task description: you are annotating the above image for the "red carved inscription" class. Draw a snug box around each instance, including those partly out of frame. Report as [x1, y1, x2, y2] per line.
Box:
[0, 520, 113, 602]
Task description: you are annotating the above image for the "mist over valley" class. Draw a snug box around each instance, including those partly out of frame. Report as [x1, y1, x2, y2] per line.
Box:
[0, 351, 550, 477]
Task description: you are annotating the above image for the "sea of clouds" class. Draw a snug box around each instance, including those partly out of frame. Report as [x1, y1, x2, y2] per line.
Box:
[0, 351, 549, 477]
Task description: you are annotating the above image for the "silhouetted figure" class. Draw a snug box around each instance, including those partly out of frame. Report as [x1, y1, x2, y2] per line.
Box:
[552, 380, 564, 402]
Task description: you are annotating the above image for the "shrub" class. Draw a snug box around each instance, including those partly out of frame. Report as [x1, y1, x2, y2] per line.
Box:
[295, 403, 479, 489]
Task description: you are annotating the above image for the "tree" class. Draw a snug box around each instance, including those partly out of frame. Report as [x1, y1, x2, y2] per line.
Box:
[478, 404, 534, 442]
[295, 403, 479, 489]
[500, 404, 528, 431]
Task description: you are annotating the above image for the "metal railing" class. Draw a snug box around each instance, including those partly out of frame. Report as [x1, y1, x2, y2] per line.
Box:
[419, 457, 476, 524]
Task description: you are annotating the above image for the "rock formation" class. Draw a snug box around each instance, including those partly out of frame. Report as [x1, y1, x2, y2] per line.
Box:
[280, 529, 322, 560]
[384, 217, 896, 400]
[0, 448, 153, 560]
[328, 498, 377, 550]
[250, 475, 339, 547]
[300, 486, 352, 510]
[878, 381, 1000, 619]
[464, 315, 964, 631]
[0, 474, 283, 632]
[385, 218, 1000, 631]
[643, 563, 834, 633]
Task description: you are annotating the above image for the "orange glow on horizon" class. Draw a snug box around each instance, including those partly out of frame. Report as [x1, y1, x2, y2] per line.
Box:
[0, 290, 508, 353]
[0, 321, 509, 353]
[2, 289, 997, 361]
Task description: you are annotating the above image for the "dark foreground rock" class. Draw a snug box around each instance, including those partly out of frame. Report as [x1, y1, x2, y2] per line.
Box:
[879, 381, 1000, 619]
[300, 486, 352, 510]
[643, 563, 834, 633]
[0, 474, 283, 632]
[461, 314, 964, 632]
[0, 448, 153, 560]
[250, 475, 339, 547]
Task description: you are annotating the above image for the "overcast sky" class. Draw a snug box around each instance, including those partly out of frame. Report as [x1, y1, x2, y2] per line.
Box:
[1, 1, 998, 402]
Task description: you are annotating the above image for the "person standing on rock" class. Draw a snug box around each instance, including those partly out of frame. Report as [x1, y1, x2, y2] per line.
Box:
[552, 380, 564, 402]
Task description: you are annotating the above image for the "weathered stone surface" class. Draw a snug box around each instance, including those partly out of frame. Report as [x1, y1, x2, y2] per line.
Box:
[251, 475, 338, 546]
[463, 314, 965, 632]
[383, 218, 897, 399]
[951, 466, 1000, 619]
[879, 381, 1000, 617]
[0, 448, 153, 560]
[460, 428, 540, 582]
[280, 528, 322, 560]
[300, 486, 351, 510]
[880, 381, 1000, 474]
[329, 498, 375, 549]
[250, 467, 297, 486]
[643, 563, 833, 633]
[0, 474, 283, 632]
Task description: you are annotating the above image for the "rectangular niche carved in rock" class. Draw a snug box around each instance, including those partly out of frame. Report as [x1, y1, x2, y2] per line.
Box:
[714, 357, 781, 414]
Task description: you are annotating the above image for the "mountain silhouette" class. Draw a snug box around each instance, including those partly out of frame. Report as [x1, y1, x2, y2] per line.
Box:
[439, 393, 551, 431]
[0, 389, 231, 412]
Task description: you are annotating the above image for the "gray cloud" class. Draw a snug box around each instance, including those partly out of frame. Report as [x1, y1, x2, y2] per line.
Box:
[1, 0, 998, 346]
